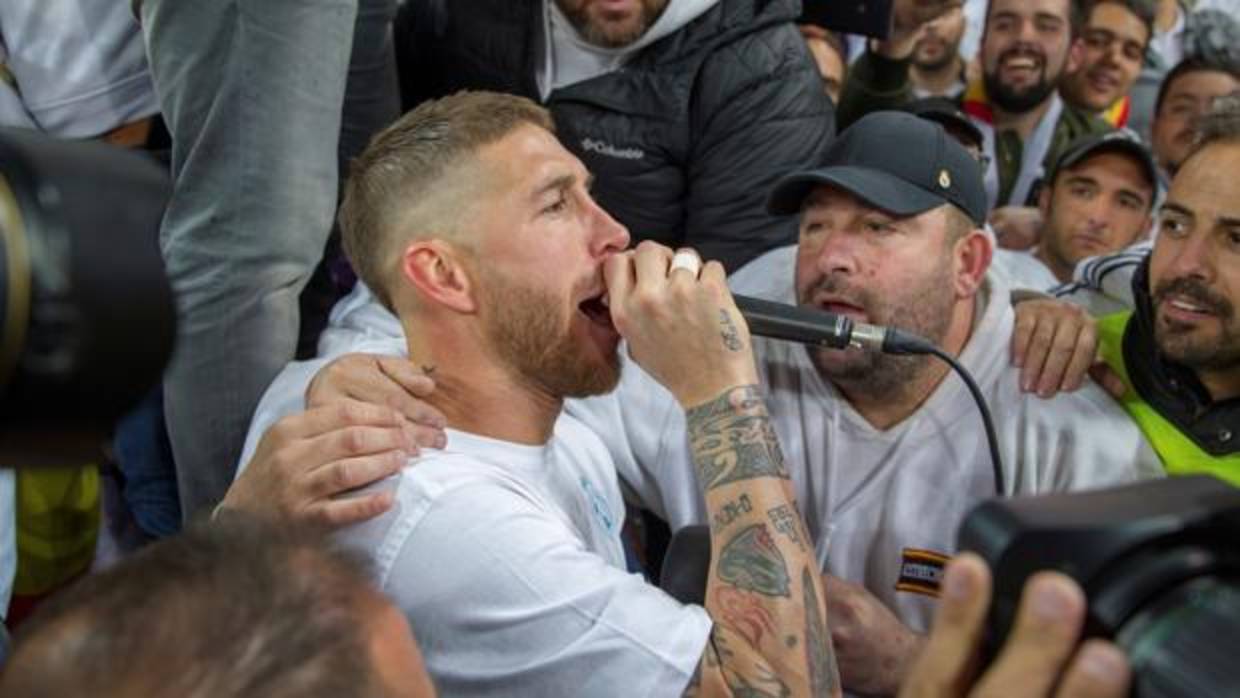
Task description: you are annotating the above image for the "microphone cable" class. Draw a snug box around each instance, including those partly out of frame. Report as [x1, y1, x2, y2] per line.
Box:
[881, 331, 1006, 498]
[735, 296, 1006, 497]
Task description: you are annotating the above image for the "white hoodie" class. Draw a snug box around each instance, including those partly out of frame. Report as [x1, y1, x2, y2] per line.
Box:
[538, 0, 720, 99]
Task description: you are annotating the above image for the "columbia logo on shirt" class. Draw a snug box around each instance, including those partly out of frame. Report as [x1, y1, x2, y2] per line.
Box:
[580, 138, 644, 161]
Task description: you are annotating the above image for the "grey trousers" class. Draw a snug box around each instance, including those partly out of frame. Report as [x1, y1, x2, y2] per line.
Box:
[141, 0, 398, 519]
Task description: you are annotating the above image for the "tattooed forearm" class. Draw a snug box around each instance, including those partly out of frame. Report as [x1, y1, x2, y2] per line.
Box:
[718, 524, 791, 598]
[719, 309, 744, 352]
[802, 567, 839, 697]
[687, 385, 790, 490]
[690, 386, 830, 697]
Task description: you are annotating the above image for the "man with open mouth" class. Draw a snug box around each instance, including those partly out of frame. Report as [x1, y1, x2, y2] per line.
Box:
[1095, 94, 1240, 486]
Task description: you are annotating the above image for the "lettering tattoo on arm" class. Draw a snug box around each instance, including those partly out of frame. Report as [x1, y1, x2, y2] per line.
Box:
[767, 504, 806, 551]
[686, 386, 790, 490]
[719, 309, 744, 352]
[713, 494, 754, 529]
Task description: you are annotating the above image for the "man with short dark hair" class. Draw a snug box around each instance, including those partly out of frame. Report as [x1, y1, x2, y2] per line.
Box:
[1125, 0, 1240, 141]
[1058, 0, 1156, 127]
[1150, 57, 1240, 179]
[992, 131, 1158, 288]
[1095, 95, 1240, 484]
[910, 6, 969, 100]
[0, 516, 436, 698]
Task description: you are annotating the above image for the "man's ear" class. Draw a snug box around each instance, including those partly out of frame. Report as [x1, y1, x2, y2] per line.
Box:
[398, 239, 478, 314]
[1037, 182, 1053, 218]
[1065, 37, 1086, 74]
[954, 228, 993, 299]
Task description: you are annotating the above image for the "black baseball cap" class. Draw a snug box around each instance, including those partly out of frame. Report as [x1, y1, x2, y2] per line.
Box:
[767, 111, 989, 225]
[1049, 130, 1160, 192]
[906, 97, 984, 154]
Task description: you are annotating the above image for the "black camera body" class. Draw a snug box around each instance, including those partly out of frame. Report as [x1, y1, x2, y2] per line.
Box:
[0, 127, 174, 463]
[960, 475, 1240, 697]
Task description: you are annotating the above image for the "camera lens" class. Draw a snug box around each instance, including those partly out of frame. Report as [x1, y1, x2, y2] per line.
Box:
[1118, 575, 1240, 698]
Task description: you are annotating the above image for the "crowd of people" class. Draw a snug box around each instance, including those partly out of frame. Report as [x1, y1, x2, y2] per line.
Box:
[1, 0, 1238, 695]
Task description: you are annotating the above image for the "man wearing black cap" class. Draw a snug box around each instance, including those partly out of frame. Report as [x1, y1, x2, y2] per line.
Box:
[992, 131, 1158, 289]
[233, 110, 1160, 694]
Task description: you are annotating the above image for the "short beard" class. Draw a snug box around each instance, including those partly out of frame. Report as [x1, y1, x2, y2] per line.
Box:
[983, 68, 1056, 114]
[555, 0, 669, 48]
[1153, 276, 1240, 372]
[804, 259, 957, 400]
[478, 271, 620, 399]
[913, 45, 958, 72]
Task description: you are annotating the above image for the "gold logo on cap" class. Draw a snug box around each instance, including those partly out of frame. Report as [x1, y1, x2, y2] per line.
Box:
[938, 170, 951, 189]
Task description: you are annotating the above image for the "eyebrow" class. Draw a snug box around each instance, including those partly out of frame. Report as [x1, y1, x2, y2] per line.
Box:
[1117, 187, 1150, 205]
[1063, 174, 1098, 187]
[531, 173, 576, 201]
[1161, 202, 1194, 219]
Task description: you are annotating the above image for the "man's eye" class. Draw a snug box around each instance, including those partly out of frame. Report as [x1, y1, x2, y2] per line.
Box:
[1159, 217, 1187, 237]
[543, 197, 568, 215]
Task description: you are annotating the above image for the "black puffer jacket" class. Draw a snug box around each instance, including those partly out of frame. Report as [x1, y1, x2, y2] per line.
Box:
[395, 0, 834, 271]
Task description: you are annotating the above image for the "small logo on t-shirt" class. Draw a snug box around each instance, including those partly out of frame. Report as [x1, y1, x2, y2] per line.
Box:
[579, 477, 615, 533]
[896, 548, 951, 597]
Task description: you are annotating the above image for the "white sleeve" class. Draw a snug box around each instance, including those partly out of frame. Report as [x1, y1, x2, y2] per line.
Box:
[234, 284, 408, 476]
[384, 482, 712, 698]
[1007, 384, 1165, 495]
[1052, 242, 1151, 316]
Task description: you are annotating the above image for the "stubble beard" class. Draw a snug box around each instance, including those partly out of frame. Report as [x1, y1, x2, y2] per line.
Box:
[478, 271, 621, 400]
[1153, 276, 1240, 373]
[554, 0, 670, 48]
[803, 262, 957, 400]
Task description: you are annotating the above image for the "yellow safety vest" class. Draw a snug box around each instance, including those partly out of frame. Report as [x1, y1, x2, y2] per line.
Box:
[1098, 312, 1240, 486]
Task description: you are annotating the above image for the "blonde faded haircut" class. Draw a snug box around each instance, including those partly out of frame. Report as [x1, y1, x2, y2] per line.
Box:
[338, 91, 555, 310]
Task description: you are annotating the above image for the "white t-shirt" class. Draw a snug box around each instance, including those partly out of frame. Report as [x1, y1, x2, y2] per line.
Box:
[570, 246, 1162, 632]
[333, 420, 712, 698]
[0, 0, 157, 136]
[989, 248, 1062, 292]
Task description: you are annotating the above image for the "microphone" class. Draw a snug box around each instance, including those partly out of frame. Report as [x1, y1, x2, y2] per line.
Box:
[733, 294, 933, 355]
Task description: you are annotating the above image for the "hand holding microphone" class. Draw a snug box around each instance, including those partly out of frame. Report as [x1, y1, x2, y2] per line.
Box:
[604, 243, 759, 409]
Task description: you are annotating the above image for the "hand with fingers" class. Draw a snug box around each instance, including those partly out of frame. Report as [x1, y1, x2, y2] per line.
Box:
[221, 399, 424, 529]
[603, 242, 758, 408]
[900, 553, 1131, 698]
[823, 573, 926, 695]
[878, 0, 963, 60]
[1010, 298, 1099, 398]
[306, 353, 448, 448]
[990, 207, 1045, 251]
